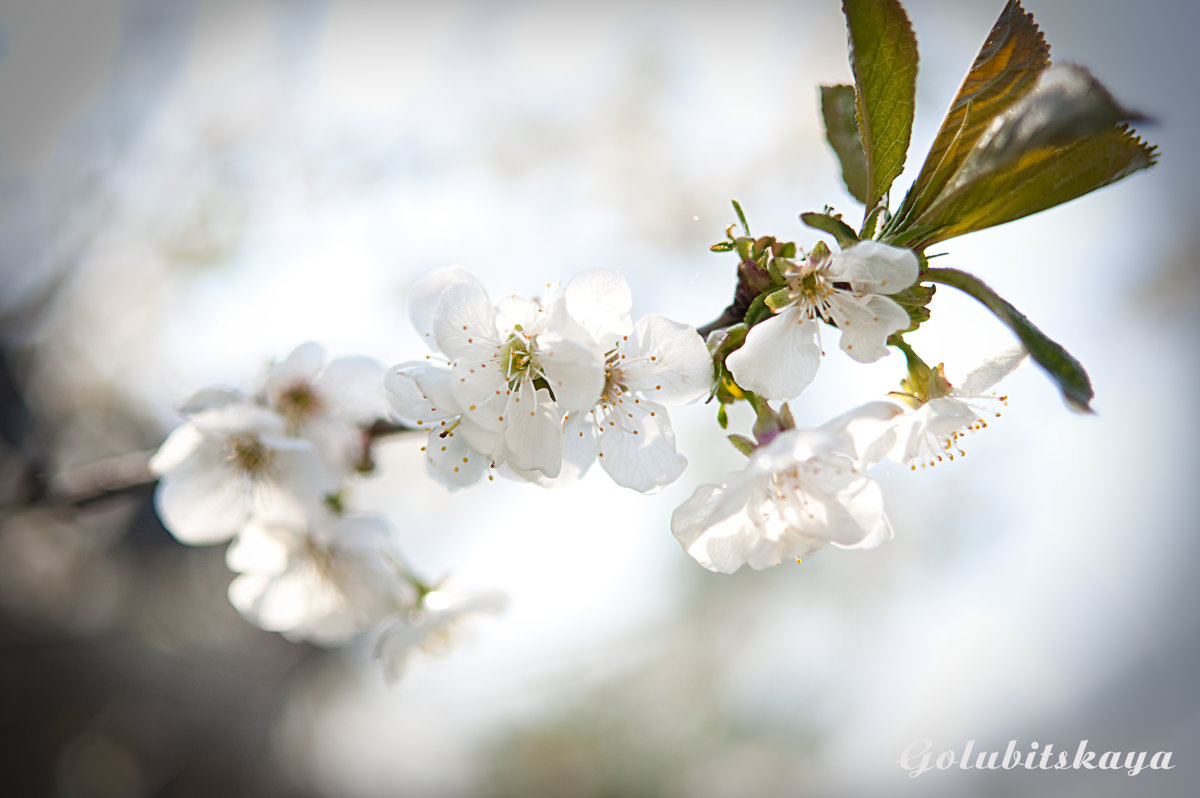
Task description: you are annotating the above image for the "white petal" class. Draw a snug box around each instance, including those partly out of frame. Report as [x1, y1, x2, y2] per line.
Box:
[619, 315, 713, 405]
[503, 383, 563, 477]
[227, 521, 295, 575]
[563, 268, 633, 345]
[820, 400, 905, 465]
[154, 459, 251, 545]
[178, 387, 245, 416]
[559, 411, 597, 482]
[424, 426, 489, 488]
[385, 363, 455, 426]
[957, 345, 1028, 397]
[148, 422, 205, 475]
[828, 240, 919, 294]
[537, 335, 605, 412]
[433, 282, 499, 362]
[495, 294, 549, 335]
[596, 399, 685, 492]
[409, 268, 485, 347]
[827, 293, 909, 363]
[317, 356, 387, 423]
[725, 306, 821, 399]
[271, 341, 326, 384]
[671, 483, 758, 574]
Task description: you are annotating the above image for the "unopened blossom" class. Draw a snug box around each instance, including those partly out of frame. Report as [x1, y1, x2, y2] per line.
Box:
[226, 511, 415, 645]
[430, 280, 605, 477]
[384, 361, 493, 487]
[558, 269, 713, 492]
[726, 240, 919, 399]
[877, 346, 1027, 469]
[373, 588, 508, 684]
[671, 411, 894, 574]
[149, 404, 340, 545]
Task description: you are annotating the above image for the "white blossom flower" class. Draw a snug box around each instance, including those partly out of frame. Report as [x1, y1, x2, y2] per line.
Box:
[671, 412, 894, 574]
[373, 588, 508, 684]
[226, 511, 416, 645]
[557, 269, 713, 492]
[876, 346, 1028, 469]
[149, 404, 340, 545]
[726, 240, 919, 399]
[384, 361, 493, 488]
[258, 342, 386, 475]
[429, 280, 605, 477]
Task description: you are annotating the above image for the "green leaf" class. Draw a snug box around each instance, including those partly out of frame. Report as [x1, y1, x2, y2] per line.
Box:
[924, 267, 1093, 411]
[888, 0, 1050, 236]
[894, 124, 1156, 249]
[842, 0, 918, 212]
[820, 84, 868, 204]
[800, 211, 859, 249]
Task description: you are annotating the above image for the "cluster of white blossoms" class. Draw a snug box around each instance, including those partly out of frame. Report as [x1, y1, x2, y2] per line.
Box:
[386, 268, 715, 492]
[149, 342, 502, 679]
[672, 241, 1028, 573]
[148, 243, 1030, 672]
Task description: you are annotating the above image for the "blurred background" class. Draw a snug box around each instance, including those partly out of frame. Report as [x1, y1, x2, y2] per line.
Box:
[1, 0, 1196, 796]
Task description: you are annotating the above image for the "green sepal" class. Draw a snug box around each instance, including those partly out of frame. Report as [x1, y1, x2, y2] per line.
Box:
[800, 211, 859, 249]
[710, 241, 736, 253]
[728, 434, 757, 457]
[743, 292, 773, 328]
[717, 402, 729, 429]
[924, 266, 1093, 411]
[764, 287, 793, 312]
[888, 282, 936, 333]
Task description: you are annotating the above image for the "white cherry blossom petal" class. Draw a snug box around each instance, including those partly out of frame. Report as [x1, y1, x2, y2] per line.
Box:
[316, 356, 388, 423]
[826, 293, 910, 363]
[495, 294, 549, 335]
[563, 268, 633, 345]
[385, 364, 457, 427]
[503, 384, 563, 477]
[433, 282, 500, 363]
[409, 268, 485, 347]
[726, 306, 821, 399]
[958, 345, 1028, 396]
[537, 336, 605, 412]
[618, 314, 713, 404]
[595, 398, 685, 493]
[424, 425, 489, 487]
[827, 240, 919, 294]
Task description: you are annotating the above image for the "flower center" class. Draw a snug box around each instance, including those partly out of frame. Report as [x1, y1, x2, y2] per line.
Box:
[228, 434, 273, 477]
[501, 329, 538, 387]
[276, 380, 322, 430]
[785, 261, 836, 315]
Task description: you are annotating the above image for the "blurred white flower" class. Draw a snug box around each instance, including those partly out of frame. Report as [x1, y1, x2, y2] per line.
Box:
[373, 588, 508, 684]
[226, 512, 416, 646]
[149, 404, 339, 545]
[558, 269, 713, 492]
[428, 278, 605, 477]
[259, 341, 387, 475]
[726, 240, 918, 399]
[671, 409, 894, 574]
